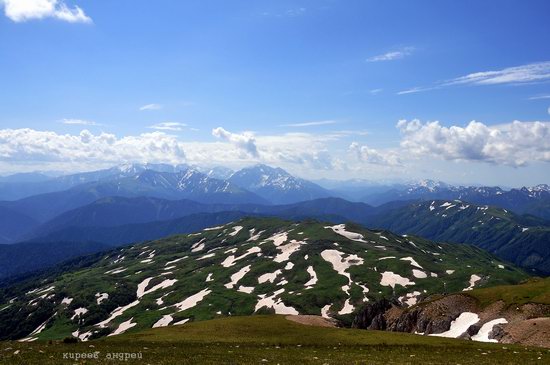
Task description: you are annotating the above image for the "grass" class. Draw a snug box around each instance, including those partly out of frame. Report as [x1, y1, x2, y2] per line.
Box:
[465, 277, 550, 308]
[1, 315, 548, 364]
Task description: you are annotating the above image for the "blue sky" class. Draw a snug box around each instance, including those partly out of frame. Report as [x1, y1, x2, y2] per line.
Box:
[1, 0, 550, 186]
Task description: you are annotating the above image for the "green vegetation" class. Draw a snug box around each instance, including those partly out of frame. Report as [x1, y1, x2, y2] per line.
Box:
[1, 315, 548, 364]
[465, 277, 550, 308]
[0, 217, 529, 341]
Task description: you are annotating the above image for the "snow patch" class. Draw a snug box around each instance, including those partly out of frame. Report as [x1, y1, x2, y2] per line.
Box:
[173, 289, 211, 312]
[152, 315, 174, 328]
[325, 224, 366, 242]
[472, 318, 508, 342]
[380, 271, 415, 288]
[430, 312, 479, 338]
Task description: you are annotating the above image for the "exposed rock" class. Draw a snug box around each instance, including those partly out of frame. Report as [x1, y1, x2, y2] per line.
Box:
[352, 299, 395, 330]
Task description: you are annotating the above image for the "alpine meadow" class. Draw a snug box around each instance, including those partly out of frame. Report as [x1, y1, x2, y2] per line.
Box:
[0, 1, 549, 364]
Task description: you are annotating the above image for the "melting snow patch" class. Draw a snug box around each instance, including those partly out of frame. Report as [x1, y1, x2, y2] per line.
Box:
[412, 269, 428, 279]
[255, 289, 299, 315]
[284, 262, 294, 270]
[472, 318, 508, 342]
[109, 318, 137, 336]
[174, 289, 211, 312]
[338, 299, 354, 315]
[430, 312, 479, 338]
[152, 315, 174, 328]
[71, 308, 88, 320]
[248, 229, 264, 241]
[378, 256, 396, 261]
[229, 226, 243, 236]
[399, 291, 421, 307]
[165, 256, 187, 266]
[304, 266, 318, 288]
[463, 274, 481, 291]
[205, 273, 214, 282]
[274, 240, 303, 263]
[203, 225, 224, 231]
[446, 270, 455, 275]
[325, 224, 366, 242]
[95, 293, 109, 305]
[267, 232, 288, 246]
[61, 297, 73, 305]
[197, 253, 216, 260]
[238, 286, 254, 294]
[225, 265, 251, 289]
[380, 272, 415, 288]
[221, 246, 261, 267]
[258, 269, 282, 284]
[191, 238, 206, 252]
[137, 278, 177, 299]
[97, 301, 140, 328]
[173, 318, 190, 325]
[400, 257, 423, 269]
[321, 304, 332, 318]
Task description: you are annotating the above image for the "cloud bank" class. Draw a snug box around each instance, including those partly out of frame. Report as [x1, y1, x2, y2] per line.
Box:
[397, 119, 550, 166]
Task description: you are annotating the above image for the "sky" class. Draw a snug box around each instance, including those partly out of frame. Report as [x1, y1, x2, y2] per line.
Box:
[1, 0, 550, 187]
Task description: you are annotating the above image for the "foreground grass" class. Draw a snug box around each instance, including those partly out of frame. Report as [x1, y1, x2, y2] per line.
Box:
[1, 315, 548, 364]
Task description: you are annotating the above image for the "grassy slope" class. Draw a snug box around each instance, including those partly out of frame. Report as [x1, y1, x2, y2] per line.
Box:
[465, 277, 550, 308]
[0, 217, 529, 341]
[1, 315, 548, 364]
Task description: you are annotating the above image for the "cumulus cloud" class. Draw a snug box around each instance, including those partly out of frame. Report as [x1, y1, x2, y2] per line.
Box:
[148, 122, 187, 131]
[1, 0, 92, 23]
[397, 119, 550, 166]
[349, 142, 401, 166]
[0, 128, 186, 165]
[139, 103, 163, 111]
[280, 120, 338, 128]
[212, 127, 259, 158]
[367, 47, 414, 62]
[399, 61, 550, 94]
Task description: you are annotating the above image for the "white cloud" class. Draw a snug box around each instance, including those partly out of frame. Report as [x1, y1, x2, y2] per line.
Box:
[399, 62, 550, 95]
[0, 129, 186, 165]
[367, 47, 414, 62]
[212, 127, 259, 158]
[529, 95, 550, 100]
[1, 0, 92, 23]
[397, 119, 550, 166]
[281, 120, 338, 128]
[60, 118, 97, 126]
[349, 142, 401, 166]
[139, 103, 163, 111]
[148, 122, 187, 131]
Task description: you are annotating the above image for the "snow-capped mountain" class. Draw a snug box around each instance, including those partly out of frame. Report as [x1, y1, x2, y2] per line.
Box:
[363, 181, 550, 220]
[228, 164, 333, 204]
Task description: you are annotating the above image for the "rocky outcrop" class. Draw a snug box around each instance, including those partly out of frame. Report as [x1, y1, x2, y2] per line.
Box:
[352, 293, 550, 348]
[387, 294, 478, 335]
[351, 298, 395, 330]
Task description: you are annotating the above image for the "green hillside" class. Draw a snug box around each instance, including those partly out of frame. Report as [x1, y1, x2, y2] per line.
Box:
[0, 217, 528, 341]
[370, 200, 550, 274]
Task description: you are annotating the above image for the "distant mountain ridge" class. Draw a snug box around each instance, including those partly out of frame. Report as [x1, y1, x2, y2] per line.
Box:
[370, 200, 550, 274]
[228, 164, 333, 204]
